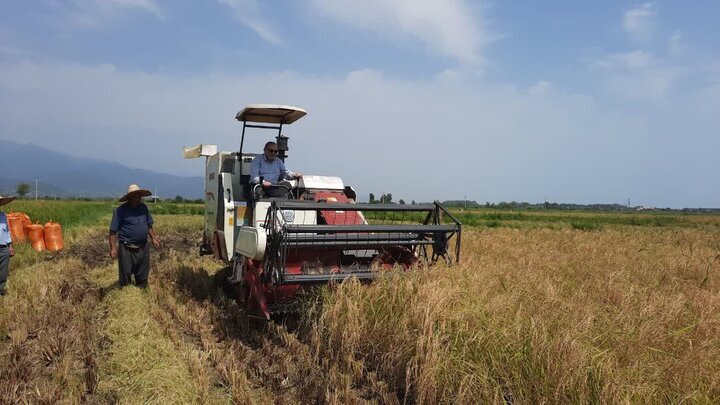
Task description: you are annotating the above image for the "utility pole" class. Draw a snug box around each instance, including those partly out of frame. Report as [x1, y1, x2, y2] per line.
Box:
[464, 194, 467, 210]
[35, 179, 38, 201]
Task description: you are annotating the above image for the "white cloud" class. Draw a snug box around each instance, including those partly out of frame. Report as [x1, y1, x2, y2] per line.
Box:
[102, 0, 163, 15]
[623, 2, 657, 43]
[528, 80, 552, 95]
[668, 31, 684, 56]
[603, 67, 680, 101]
[219, 0, 282, 45]
[593, 50, 654, 71]
[435, 68, 462, 82]
[0, 46, 29, 58]
[1, 60, 718, 207]
[69, 0, 164, 22]
[592, 51, 682, 101]
[307, 0, 490, 64]
[50, 0, 164, 30]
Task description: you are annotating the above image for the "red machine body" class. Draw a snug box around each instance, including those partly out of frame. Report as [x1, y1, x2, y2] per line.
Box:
[237, 188, 459, 320]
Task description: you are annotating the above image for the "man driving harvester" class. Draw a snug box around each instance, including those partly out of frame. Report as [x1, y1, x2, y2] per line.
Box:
[250, 141, 302, 198]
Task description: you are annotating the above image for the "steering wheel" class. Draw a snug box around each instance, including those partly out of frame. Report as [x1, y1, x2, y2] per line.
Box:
[253, 183, 293, 199]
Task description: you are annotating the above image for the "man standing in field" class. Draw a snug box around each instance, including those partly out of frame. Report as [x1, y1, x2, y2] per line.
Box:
[0, 195, 16, 296]
[109, 184, 161, 288]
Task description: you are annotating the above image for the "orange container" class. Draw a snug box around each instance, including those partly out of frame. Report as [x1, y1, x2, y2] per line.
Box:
[26, 223, 46, 252]
[32, 239, 46, 252]
[21, 214, 31, 229]
[44, 221, 64, 252]
[10, 212, 31, 223]
[7, 213, 27, 243]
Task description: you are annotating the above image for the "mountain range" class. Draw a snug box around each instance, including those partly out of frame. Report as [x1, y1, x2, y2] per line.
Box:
[0, 140, 203, 198]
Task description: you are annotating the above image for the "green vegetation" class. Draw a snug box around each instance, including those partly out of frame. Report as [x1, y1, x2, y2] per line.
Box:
[365, 206, 700, 230]
[9, 200, 115, 229]
[570, 220, 603, 231]
[148, 203, 204, 215]
[368, 192, 393, 203]
[7, 200, 203, 229]
[364, 210, 429, 224]
[361, 203, 702, 230]
[450, 209, 697, 230]
[15, 183, 31, 198]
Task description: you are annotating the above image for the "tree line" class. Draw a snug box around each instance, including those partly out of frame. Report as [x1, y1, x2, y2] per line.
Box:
[368, 193, 414, 205]
[16, 183, 31, 197]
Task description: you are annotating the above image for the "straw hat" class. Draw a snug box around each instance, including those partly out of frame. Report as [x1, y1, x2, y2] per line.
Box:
[0, 195, 15, 207]
[119, 184, 152, 202]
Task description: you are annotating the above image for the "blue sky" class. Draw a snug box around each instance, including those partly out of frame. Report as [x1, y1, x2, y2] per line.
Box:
[1, 1, 718, 207]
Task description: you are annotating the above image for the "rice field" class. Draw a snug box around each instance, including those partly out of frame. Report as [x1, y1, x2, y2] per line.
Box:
[0, 200, 718, 403]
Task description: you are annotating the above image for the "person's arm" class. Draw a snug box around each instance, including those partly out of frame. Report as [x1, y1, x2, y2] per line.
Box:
[146, 207, 160, 249]
[7, 231, 13, 257]
[281, 161, 302, 180]
[7, 216, 13, 257]
[109, 209, 119, 259]
[109, 231, 118, 259]
[148, 227, 161, 249]
[250, 157, 261, 184]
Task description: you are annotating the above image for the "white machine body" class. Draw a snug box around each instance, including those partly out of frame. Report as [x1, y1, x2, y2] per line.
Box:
[189, 148, 345, 262]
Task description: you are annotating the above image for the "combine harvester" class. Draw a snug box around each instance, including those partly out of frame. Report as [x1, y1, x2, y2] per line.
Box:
[184, 105, 461, 319]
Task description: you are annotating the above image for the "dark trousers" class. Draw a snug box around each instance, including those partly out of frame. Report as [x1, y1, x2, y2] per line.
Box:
[0, 245, 9, 293]
[118, 243, 150, 288]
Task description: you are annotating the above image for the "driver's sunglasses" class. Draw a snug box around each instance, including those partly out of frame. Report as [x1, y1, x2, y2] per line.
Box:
[266, 149, 279, 154]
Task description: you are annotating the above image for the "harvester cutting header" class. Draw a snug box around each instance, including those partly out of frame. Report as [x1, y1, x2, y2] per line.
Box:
[184, 104, 461, 319]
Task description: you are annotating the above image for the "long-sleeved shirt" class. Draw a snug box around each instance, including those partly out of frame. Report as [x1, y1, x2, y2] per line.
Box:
[249, 156, 295, 184]
[0, 212, 12, 246]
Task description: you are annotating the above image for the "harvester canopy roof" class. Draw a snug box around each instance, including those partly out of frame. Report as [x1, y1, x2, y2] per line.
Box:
[235, 105, 307, 124]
